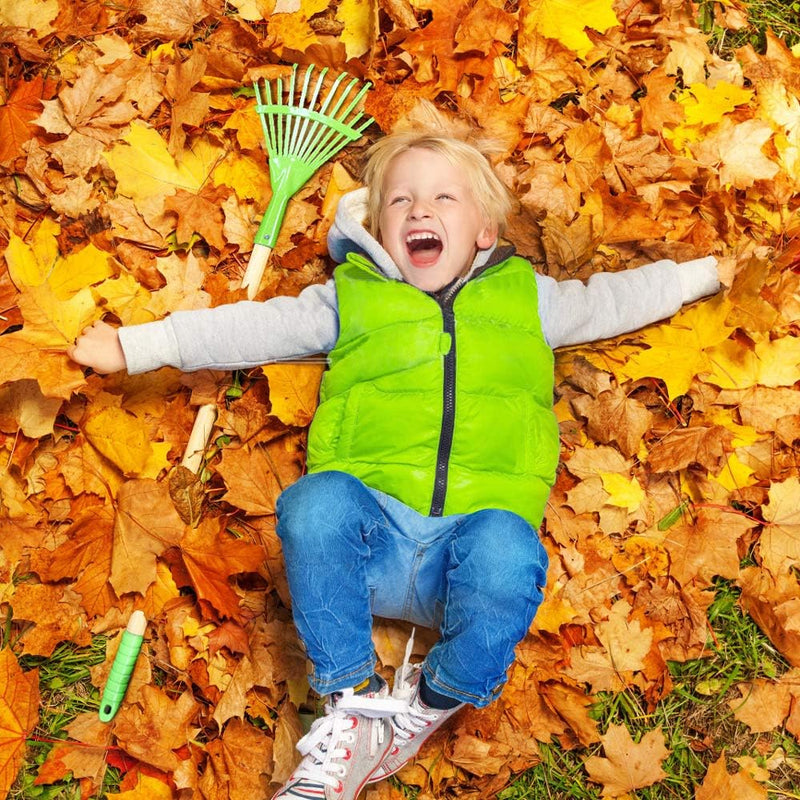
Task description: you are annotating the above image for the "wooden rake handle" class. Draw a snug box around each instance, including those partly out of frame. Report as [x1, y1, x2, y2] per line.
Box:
[180, 246, 273, 471]
[181, 403, 218, 474]
[240, 243, 273, 301]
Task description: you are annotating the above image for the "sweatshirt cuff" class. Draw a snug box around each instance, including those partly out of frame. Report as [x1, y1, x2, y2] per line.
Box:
[118, 319, 181, 375]
[675, 256, 720, 304]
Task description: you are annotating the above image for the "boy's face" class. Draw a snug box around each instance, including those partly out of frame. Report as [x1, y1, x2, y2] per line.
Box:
[378, 147, 498, 292]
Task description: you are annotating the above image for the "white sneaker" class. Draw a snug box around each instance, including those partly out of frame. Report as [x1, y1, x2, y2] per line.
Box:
[369, 638, 464, 782]
[273, 683, 407, 800]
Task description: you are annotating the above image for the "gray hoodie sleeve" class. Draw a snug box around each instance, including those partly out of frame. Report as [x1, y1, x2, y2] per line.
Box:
[118, 280, 340, 374]
[537, 256, 720, 349]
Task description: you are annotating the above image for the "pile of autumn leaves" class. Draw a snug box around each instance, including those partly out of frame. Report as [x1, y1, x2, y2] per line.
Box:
[1, 0, 800, 797]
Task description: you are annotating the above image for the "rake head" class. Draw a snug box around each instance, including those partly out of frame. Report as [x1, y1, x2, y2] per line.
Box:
[241, 64, 372, 299]
[251, 65, 373, 246]
[256, 64, 372, 183]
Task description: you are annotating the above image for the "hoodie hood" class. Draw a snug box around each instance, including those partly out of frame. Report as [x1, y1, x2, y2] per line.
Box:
[327, 187, 497, 282]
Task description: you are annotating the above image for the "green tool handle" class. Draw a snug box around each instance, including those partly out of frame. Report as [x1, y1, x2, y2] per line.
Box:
[242, 190, 288, 299]
[99, 610, 146, 723]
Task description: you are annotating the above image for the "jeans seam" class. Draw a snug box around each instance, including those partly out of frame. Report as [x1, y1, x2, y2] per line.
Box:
[401, 543, 427, 621]
[422, 663, 501, 706]
[310, 656, 376, 695]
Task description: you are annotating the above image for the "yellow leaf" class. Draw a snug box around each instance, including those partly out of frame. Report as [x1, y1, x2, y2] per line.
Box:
[107, 774, 174, 800]
[212, 151, 271, 202]
[19, 284, 96, 345]
[104, 121, 223, 203]
[754, 335, 800, 387]
[4, 218, 60, 289]
[263, 363, 324, 427]
[0, 0, 58, 35]
[50, 244, 116, 300]
[599, 472, 644, 513]
[620, 293, 735, 399]
[678, 82, 753, 127]
[519, 0, 619, 59]
[713, 453, 756, 493]
[267, 12, 319, 54]
[92, 273, 153, 326]
[83, 406, 154, 476]
[336, 0, 377, 59]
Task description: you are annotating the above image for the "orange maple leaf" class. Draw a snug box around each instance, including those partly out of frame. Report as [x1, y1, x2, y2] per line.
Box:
[0, 75, 46, 163]
[0, 649, 40, 799]
[178, 519, 266, 621]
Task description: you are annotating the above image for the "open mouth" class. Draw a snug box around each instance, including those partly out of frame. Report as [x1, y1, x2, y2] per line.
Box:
[406, 232, 442, 266]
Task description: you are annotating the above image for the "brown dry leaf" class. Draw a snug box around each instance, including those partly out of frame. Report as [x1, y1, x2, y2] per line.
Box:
[759, 478, 800, 575]
[570, 387, 652, 458]
[217, 438, 304, 515]
[31, 502, 116, 618]
[696, 753, 769, 800]
[729, 678, 792, 732]
[0, 648, 40, 800]
[738, 567, 800, 668]
[10, 583, 91, 657]
[199, 719, 272, 800]
[646, 424, 733, 474]
[111, 479, 186, 596]
[113, 687, 200, 772]
[583, 724, 669, 795]
[664, 507, 755, 588]
[178, 518, 266, 621]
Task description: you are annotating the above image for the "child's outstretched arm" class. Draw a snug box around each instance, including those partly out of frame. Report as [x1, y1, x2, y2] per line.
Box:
[537, 256, 721, 349]
[68, 320, 128, 374]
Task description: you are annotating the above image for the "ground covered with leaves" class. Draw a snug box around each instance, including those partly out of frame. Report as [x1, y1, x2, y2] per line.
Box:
[1, 0, 799, 798]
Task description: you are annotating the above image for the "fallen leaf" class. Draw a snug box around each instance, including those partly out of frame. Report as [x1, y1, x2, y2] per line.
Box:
[0, 649, 40, 800]
[583, 724, 668, 795]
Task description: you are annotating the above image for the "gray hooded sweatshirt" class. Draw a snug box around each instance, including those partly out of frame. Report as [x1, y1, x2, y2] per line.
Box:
[118, 187, 720, 375]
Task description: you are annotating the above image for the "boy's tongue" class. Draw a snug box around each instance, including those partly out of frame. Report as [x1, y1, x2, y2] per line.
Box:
[407, 235, 442, 267]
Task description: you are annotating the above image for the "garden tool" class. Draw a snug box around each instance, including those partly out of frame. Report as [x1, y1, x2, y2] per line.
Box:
[99, 610, 146, 723]
[240, 63, 373, 299]
[181, 65, 372, 473]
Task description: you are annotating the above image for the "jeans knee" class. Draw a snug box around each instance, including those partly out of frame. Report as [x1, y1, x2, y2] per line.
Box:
[276, 471, 373, 551]
[457, 510, 547, 598]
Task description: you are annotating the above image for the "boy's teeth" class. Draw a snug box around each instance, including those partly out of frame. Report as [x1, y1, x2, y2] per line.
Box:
[406, 232, 441, 244]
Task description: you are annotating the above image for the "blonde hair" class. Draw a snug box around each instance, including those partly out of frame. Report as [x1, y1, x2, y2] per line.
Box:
[362, 103, 513, 238]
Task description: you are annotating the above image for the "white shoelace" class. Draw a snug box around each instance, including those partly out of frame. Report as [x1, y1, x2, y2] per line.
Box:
[387, 630, 441, 744]
[292, 688, 408, 789]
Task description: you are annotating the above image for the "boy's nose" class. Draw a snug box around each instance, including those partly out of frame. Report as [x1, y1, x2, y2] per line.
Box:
[409, 199, 432, 219]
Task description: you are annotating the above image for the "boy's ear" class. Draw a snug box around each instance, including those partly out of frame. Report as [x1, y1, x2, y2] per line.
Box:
[476, 221, 499, 250]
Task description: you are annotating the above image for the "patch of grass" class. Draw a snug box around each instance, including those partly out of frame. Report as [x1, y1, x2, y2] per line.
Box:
[9, 637, 116, 800]
[700, 0, 800, 54]
[504, 579, 800, 799]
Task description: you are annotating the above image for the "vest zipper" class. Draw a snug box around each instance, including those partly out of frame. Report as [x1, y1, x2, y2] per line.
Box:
[429, 279, 463, 517]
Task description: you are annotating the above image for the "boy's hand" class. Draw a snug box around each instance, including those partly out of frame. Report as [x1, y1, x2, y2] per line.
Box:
[68, 320, 127, 374]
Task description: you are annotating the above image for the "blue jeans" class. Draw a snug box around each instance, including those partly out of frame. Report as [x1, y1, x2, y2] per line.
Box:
[275, 471, 548, 707]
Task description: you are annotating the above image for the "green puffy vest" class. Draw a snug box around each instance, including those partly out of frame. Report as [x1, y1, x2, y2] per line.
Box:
[306, 253, 560, 527]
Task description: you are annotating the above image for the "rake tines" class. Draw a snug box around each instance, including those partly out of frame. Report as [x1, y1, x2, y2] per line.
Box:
[240, 64, 373, 300]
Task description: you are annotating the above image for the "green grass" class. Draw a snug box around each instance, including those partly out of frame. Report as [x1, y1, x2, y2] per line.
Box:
[9, 638, 121, 800]
[501, 579, 800, 800]
[700, 0, 800, 53]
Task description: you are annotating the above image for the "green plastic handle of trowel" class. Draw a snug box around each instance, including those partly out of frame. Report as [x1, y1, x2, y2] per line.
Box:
[98, 611, 146, 723]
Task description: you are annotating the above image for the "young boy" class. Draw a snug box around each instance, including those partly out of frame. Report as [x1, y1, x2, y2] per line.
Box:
[70, 124, 721, 799]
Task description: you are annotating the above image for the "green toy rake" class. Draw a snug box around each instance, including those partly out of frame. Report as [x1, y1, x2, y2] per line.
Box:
[180, 65, 372, 474]
[240, 64, 373, 300]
